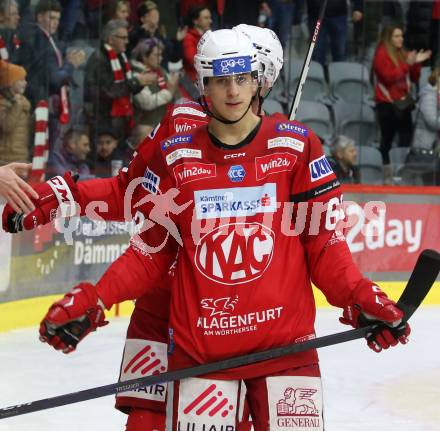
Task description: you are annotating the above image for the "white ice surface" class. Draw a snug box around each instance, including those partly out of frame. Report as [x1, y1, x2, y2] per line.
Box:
[0, 308, 439, 431]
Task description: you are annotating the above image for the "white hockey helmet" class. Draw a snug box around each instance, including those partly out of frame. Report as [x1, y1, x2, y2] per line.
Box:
[194, 29, 261, 93]
[234, 24, 283, 88]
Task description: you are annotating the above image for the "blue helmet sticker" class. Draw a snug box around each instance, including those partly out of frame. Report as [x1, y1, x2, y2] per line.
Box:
[212, 56, 252, 76]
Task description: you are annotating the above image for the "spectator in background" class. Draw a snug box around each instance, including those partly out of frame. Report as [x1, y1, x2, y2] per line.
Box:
[0, 61, 31, 164]
[93, 127, 123, 178]
[223, 0, 270, 28]
[306, 0, 361, 67]
[179, 0, 212, 21]
[182, 6, 212, 82]
[413, 68, 440, 152]
[128, 1, 185, 66]
[131, 37, 179, 127]
[405, 1, 437, 66]
[373, 26, 431, 183]
[0, 0, 22, 63]
[268, 0, 294, 49]
[0, 162, 37, 213]
[84, 19, 151, 143]
[128, 123, 152, 149]
[104, 0, 130, 23]
[47, 127, 91, 179]
[21, 0, 85, 151]
[328, 135, 360, 184]
[58, 0, 81, 41]
[408, 67, 440, 184]
[352, 0, 404, 64]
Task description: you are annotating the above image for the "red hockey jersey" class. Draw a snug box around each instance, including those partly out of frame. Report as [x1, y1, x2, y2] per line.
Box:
[96, 114, 368, 379]
[77, 102, 210, 319]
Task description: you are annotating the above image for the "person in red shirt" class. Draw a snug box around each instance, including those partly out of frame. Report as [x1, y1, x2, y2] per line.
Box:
[182, 5, 212, 82]
[32, 29, 409, 431]
[4, 25, 285, 431]
[373, 25, 431, 182]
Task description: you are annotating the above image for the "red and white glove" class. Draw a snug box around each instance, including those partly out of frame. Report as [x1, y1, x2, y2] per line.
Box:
[339, 281, 411, 352]
[2, 172, 81, 233]
[39, 283, 108, 353]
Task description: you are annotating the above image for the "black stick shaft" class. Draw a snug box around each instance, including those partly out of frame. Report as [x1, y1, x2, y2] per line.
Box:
[0, 325, 374, 419]
[288, 0, 328, 120]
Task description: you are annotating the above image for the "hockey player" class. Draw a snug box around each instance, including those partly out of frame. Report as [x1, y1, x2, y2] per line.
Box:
[32, 29, 409, 431]
[2, 26, 285, 431]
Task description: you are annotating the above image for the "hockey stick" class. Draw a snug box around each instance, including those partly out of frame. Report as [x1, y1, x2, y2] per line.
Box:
[0, 248, 438, 420]
[288, 0, 328, 120]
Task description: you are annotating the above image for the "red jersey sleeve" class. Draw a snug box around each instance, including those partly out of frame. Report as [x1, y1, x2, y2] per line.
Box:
[94, 125, 182, 308]
[290, 126, 367, 308]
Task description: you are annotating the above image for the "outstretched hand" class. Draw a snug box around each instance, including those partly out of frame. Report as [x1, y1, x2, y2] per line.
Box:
[407, 49, 432, 65]
[0, 163, 38, 214]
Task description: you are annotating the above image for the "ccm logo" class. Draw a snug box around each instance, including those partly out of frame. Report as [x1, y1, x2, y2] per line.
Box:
[224, 153, 246, 159]
[49, 176, 73, 203]
[47, 176, 77, 217]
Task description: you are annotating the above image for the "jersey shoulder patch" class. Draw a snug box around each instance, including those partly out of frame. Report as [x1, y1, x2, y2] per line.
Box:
[160, 127, 207, 166]
[171, 104, 207, 118]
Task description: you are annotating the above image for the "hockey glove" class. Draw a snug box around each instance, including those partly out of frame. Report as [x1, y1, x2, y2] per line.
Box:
[2, 172, 80, 233]
[339, 280, 410, 352]
[39, 283, 108, 353]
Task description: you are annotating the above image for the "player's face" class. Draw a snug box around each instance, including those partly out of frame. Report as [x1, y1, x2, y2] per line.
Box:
[205, 73, 258, 121]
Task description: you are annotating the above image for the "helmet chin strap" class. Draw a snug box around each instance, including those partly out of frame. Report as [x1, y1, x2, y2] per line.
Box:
[258, 86, 273, 115]
[197, 95, 256, 125]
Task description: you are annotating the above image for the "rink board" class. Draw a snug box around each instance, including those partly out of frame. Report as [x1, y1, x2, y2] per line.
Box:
[0, 281, 439, 333]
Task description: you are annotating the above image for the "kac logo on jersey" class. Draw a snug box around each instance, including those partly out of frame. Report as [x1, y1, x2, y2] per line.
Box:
[194, 184, 277, 220]
[255, 152, 297, 181]
[173, 162, 217, 186]
[212, 56, 251, 76]
[161, 134, 192, 151]
[228, 165, 246, 182]
[195, 222, 275, 285]
[174, 117, 206, 133]
[309, 155, 333, 182]
[276, 122, 308, 137]
[142, 167, 160, 194]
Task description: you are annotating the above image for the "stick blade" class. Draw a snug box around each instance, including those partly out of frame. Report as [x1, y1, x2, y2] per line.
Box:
[397, 249, 440, 321]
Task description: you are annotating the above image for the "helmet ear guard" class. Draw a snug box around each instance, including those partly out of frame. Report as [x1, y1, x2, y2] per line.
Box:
[233, 24, 284, 89]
